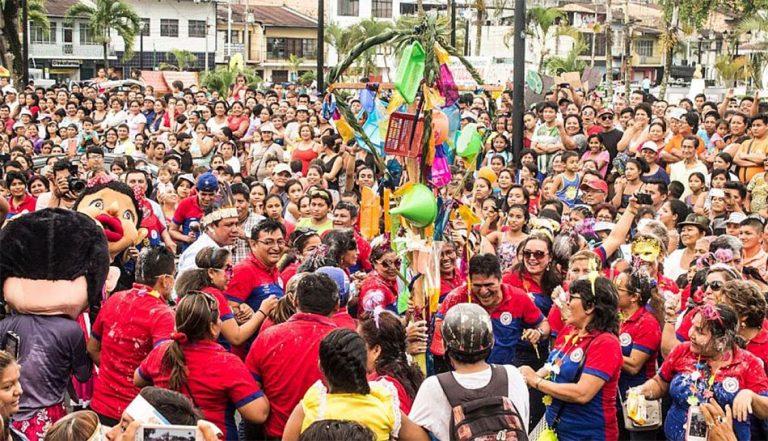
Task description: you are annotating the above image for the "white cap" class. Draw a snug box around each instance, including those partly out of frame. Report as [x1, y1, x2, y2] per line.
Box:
[273, 163, 291, 175]
[295, 104, 309, 112]
[726, 212, 747, 225]
[2, 86, 17, 94]
[668, 107, 686, 120]
[594, 221, 616, 232]
[461, 111, 477, 121]
[259, 123, 277, 134]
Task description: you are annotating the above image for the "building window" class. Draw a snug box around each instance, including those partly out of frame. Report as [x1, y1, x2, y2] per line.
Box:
[637, 40, 654, 57]
[372, 0, 392, 18]
[338, 0, 359, 16]
[267, 38, 286, 59]
[79, 23, 98, 45]
[188, 20, 206, 38]
[160, 19, 179, 37]
[302, 39, 317, 59]
[140, 18, 150, 37]
[31, 22, 56, 44]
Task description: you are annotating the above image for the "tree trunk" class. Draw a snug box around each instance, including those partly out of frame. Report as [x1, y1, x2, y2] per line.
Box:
[474, 9, 483, 56]
[103, 41, 109, 68]
[591, 29, 596, 67]
[417, 0, 424, 15]
[623, 0, 631, 98]
[659, 4, 678, 100]
[605, 0, 613, 100]
[1, 0, 23, 84]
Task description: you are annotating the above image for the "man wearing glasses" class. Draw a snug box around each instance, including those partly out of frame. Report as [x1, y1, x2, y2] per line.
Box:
[596, 108, 622, 176]
[430, 253, 550, 372]
[227, 219, 286, 354]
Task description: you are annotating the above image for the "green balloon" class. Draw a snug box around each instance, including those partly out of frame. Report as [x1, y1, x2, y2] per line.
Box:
[389, 184, 437, 228]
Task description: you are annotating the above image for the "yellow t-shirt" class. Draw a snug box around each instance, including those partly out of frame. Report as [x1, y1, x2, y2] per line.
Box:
[300, 380, 400, 441]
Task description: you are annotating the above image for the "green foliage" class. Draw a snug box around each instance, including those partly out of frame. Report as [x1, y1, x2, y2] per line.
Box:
[159, 49, 197, 71]
[287, 54, 304, 73]
[24, 0, 49, 36]
[545, 37, 587, 75]
[523, 6, 567, 70]
[714, 54, 751, 83]
[64, 0, 140, 66]
[201, 65, 261, 97]
[298, 70, 315, 87]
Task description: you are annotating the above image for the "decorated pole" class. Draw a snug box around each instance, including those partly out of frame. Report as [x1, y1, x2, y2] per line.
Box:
[512, 0, 526, 167]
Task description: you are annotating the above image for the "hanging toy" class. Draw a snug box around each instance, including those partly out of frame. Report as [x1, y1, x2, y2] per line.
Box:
[456, 123, 483, 160]
[430, 144, 452, 187]
[432, 110, 450, 145]
[436, 64, 459, 106]
[394, 41, 426, 104]
[390, 184, 438, 228]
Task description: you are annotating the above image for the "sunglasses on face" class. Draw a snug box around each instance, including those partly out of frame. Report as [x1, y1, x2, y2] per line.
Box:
[378, 258, 401, 269]
[703, 280, 724, 291]
[599, 115, 613, 121]
[523, 250, 548, 260]
[214, 263, 234, 279]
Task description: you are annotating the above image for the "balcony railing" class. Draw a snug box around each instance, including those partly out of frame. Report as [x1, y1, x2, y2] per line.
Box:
[30, 43, 104, 59]
[222, 43, 245, 54]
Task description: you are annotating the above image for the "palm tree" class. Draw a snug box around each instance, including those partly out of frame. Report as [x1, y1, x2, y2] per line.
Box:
[0, 0, 48, 83]
[546, 37, 588, 75]
[356, 17, 393, 78]
[159, 49, 197, 71]
[715, 54, 751, 86]
[526, 6, 566, 71]
[325, 22, 362, 67]
[201, 65, 261, 97]
[658, 3, 679, 100]
[471, 0, 487, 56]
[287, 54, 304, 81]
[64, 0, 140, 69]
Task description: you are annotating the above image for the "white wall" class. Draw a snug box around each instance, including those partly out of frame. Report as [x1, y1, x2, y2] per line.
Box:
[110, 0, 217, 54]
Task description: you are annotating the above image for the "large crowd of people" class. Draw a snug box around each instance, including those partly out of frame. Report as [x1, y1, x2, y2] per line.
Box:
[1, 69, 768, 441]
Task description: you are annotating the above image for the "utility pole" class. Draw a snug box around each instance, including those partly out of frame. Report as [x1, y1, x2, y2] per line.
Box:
[450, 0, 457, 48]
[244, 2, 249, 62]
[21, 0, 29, 86]
[317, 0, 324, 91]
[605, 0, 613, 102]
[623, 0, 631, 98]
[205, 17, 210, 73]
[139, 22, 145, 71]
[227, 0, 232, 58]
[512, 0, 525, 167]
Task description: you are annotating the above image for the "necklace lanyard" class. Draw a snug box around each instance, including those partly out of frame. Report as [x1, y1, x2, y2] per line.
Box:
[545, 331, 587, 381]
[687, 356, 723, 406]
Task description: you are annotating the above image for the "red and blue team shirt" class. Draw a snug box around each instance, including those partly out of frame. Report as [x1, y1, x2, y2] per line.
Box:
[659, 342, 768, 441]
[746, 321, 768, 375]
[245, 313, 339, 438]
[6, 194, 36, 218]
[545, 326, 622, 441]
[138, 340, 263, 441]
[90, 284, 175, 420]
[432, 283, 543, 365]
[618, 307, 661, 395]
[439, 269, 464, 304]
[201, 286, 236, 351]
[226, 254, 283, 354]
[172, 195, 204, 251]
[502, 270, 553, 316]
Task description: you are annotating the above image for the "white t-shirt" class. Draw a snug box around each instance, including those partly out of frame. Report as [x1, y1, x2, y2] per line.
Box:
[126, 112, 147, 138]
[408, 365, 529, 441]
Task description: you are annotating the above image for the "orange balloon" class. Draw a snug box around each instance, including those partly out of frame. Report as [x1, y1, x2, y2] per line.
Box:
[432, 110, 450, 145]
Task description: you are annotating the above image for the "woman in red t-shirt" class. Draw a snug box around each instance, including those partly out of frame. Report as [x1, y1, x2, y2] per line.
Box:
[226, 101, 250, 140]
[5, 171, 36, 219]
[174, 247, 276, 352]
[136, 292, 270, 440]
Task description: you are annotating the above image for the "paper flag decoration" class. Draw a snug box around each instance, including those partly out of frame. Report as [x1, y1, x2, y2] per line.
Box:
[434, 43, 450, 65]
[430, 144, 452, 187]
[335, 116, 355, 143]
[436, 64, 459, 106]
[394, 41, 426, 104]
[442, 104, 461, 140]
[359, 88, 376, 114]
[359, 186, 380, 240]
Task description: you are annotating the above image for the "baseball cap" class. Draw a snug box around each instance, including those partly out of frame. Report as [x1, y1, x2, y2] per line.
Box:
[259, 123, 277, 134]
[295, 105, 309, 112]
[580, 176, 608, 193]
[215, 165, 234, 175]
[668, 107, 686, 120]
[19, 109, 32, 117]
[196, 172, 219, 192]
[594, 221, 616, 232]
[639, 141, 659, 153]
[273, 164, 292, 175]
[2, 86, 16, 95]
[726, 212, 747, 225]
[316, 266, 350, 305]
[461, 111, 477, 121]
[144, 95, 155, 102]
[597, 108, 614, 118]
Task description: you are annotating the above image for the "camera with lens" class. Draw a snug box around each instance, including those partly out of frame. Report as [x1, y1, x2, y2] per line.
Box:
[67, 165, 86, 193]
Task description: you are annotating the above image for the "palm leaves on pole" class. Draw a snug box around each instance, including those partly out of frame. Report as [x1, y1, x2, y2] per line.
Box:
[525, 6, 566, 71]
[325, 22, 362, 69]
[65, 0, 140, 69]
[546, 36, 588, 76]
[356, 18, 393, 78]
[200, 62, 261, 97]
[159, 49, 197, 71]
[715, 54, 751, 85]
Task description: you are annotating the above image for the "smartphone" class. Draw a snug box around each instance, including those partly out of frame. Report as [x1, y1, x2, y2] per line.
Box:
[686, 406, 708, 441]
[4, 332, 19, 360]
[136, 424, 199, 441]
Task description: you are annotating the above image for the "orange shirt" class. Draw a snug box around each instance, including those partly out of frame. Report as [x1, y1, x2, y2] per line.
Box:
[737, 137, 768, 183]
[664, 133, 706, 157]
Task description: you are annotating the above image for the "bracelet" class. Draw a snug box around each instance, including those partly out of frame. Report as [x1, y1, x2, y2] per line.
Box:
[256, 310, 266, 318]
[535, 377, 544, 390]
[536, 328, 545, 336]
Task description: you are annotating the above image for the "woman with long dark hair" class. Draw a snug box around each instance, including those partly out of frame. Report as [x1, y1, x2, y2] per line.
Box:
[358, 311, 424, 413]
[136, 292, 270, 440]
[282, 329, 428, 441]
[174, 247, 275, 351]
[519, 276, 623, 441]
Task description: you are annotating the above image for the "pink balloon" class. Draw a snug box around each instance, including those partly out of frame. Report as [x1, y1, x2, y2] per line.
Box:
[432, 110, 450, 145]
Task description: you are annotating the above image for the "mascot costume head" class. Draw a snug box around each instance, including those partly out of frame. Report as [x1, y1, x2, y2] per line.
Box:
[0, 209, 110, 320]
[74, 176, 147, 292]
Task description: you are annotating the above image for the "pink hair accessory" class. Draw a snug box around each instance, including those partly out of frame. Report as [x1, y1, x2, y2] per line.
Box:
[713, 248, 734, 264]
[698, 303, 724, 326]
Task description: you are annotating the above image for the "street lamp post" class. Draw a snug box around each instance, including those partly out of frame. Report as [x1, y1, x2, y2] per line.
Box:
[139, 21, 145, 71]
[450, 0, 456, 48]
[317, 0, 324, 91]
[21, 0, 29, 86]
[512, 0, 525, 166]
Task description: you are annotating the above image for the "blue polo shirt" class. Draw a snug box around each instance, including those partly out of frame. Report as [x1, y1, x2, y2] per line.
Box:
[436, 283, 544, 364]
[545, 326, 622, 441]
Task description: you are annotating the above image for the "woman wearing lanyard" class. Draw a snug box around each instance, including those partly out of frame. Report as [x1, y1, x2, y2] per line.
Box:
[136, 291, 270, 440]
[637, 304, 768, 441]
[359, 244, 401, 313]
[615, 267, 662, 440]
[519, 276, 623, 441]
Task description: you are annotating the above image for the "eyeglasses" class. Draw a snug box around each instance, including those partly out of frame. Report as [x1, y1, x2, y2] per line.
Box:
[599, 115, 613, 121]
[523, 250, 548, 260]
[378, 258, 401, 269]
[703, 280, 724, 291]
[214, 263, 234, 279]
[568, 294, 582, 303]
[258, 239, 286, 248]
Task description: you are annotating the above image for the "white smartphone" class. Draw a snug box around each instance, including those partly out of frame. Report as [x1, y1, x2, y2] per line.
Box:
[135, 424, 199, 441]
[686, 406, 708, 441]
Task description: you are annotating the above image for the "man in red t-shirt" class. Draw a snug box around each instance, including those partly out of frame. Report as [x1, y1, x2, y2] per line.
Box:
[244, 272, 341, 439]
[89, 247, 177, 425]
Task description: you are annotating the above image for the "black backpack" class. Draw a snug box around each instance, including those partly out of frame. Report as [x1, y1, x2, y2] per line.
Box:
[437, 364, 529, 441]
